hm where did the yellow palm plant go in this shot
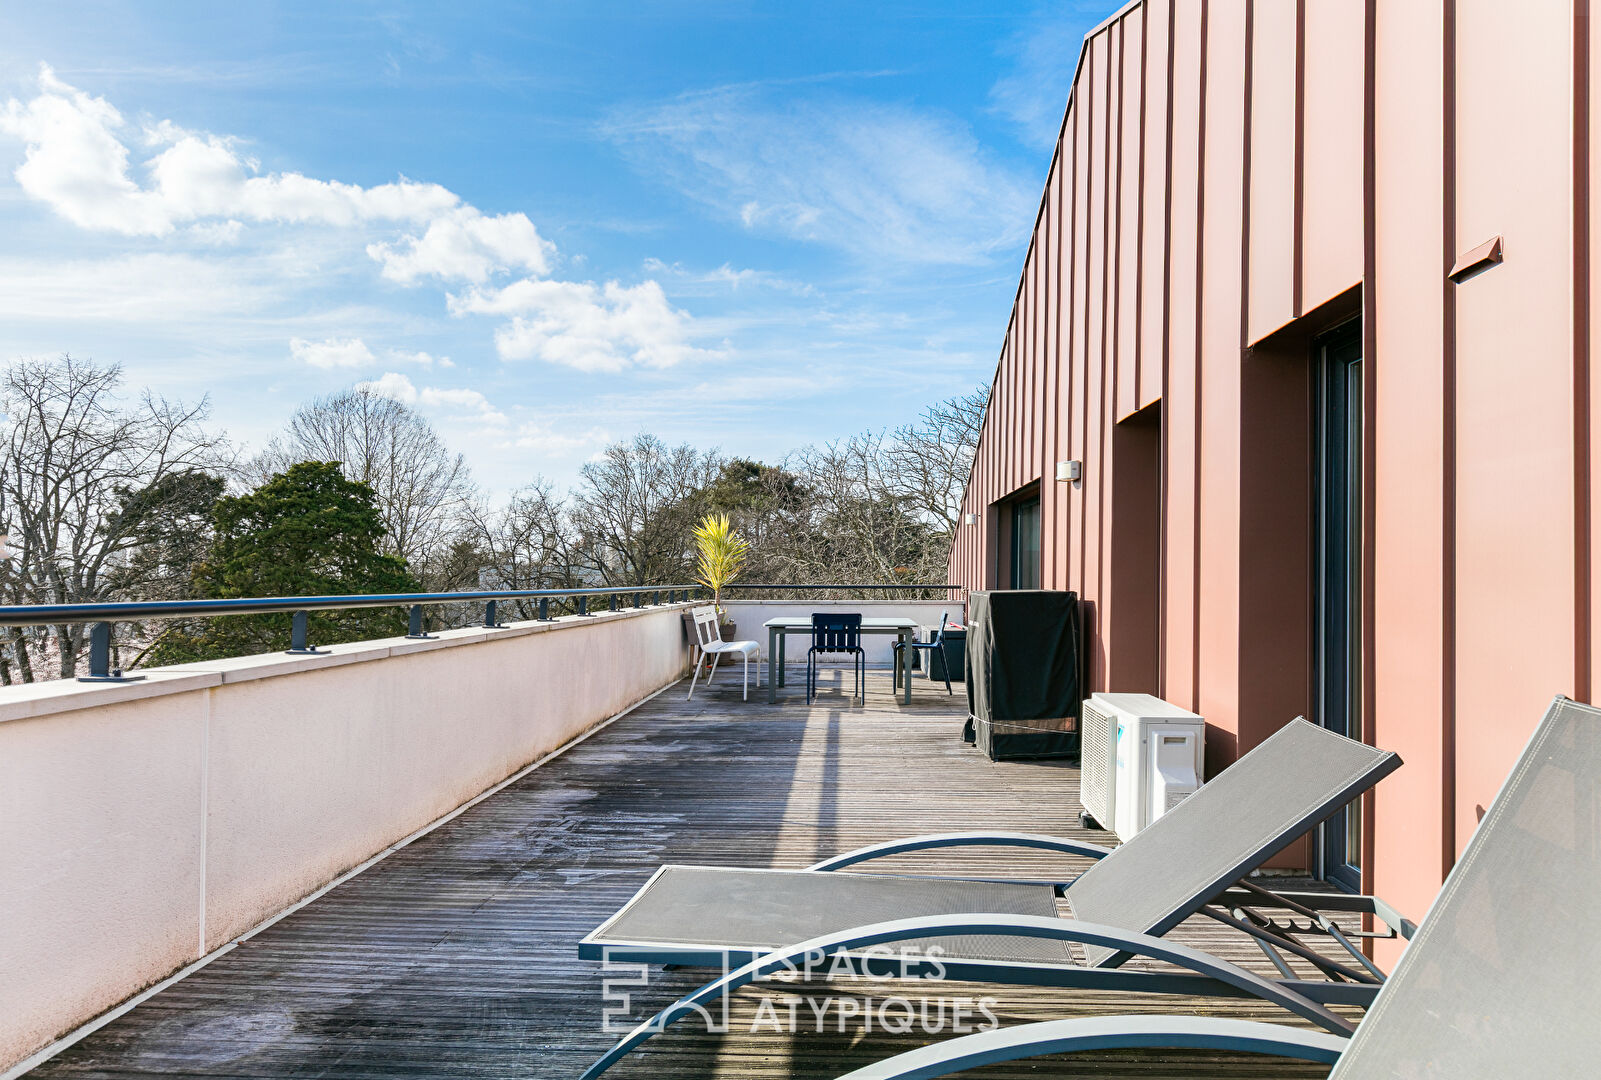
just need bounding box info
[693,513,750,618]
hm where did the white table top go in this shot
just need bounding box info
[763,616,918,630]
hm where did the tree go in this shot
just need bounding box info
[882,386,989,534]
[571,434,721,586]
[0,355,225,682]
[145,462,420,664]
[256,387,474,581]
[450,480,583,620]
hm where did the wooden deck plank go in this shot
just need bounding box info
[30,668,1344,1078]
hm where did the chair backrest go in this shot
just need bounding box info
[1066,717,1401,967]
[690,606,722,649]
[811,613,862,652]
[1327,695,1600,1078]
[929,612,949,646]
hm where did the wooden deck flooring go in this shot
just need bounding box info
[32,668,1349,1078]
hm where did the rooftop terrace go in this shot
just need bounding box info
[24,664,1347,1079]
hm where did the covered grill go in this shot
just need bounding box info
[964,589,1083,760]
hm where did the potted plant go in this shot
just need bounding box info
[693,512,749,642]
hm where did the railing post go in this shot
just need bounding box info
[653,590,661,606]
[609,594,618,612]
[286,610,322,655]
[538,597,550,621]
[406,604,432,639]
[578,596,589,617]
[484,599,500,628]
[76,621,146,683]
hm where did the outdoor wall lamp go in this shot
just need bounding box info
[964,513,977,526]
[1056,460,1082,482]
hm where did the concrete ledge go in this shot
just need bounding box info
[0,603,684,723]
[0,602,695,1071]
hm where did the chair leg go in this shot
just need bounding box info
[708,653,721,683]
[687,649,702,700]
[741,653,749,701]
[942,648,953,696]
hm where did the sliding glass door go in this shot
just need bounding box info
[1313,319,1364,891]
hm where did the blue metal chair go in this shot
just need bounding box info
[807,613,864,705]
[893,612,954,695]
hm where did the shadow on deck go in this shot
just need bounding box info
[30,668,1336,1078]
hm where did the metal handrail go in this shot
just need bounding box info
[0,586,691,628]
[721,583,958,590]
[1,586,702,684]
[0,583,967,684]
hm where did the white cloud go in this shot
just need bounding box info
[642,257,816,296]
[357,371,506,424]
[0,65,719,389]
[605,86,1033,265]
[366,206,552,283]
[290,336,376,369]
[187,219,244,245]
[503,420,611,454]
[449,277,714,372]
[0,65,551,288]
[387,349,453,368]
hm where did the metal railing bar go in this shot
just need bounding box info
[0,586,704,628]
[721,583,960,590]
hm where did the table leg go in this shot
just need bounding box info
[767,626,778,703]
[778,631,787,686]
[900,629,913,704]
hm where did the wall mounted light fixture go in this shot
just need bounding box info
[964,513,977,526]
[1056,460,1082,482]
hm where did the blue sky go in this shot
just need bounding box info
[0,1,1119,496]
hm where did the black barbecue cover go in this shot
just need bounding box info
[963,590,1082,760]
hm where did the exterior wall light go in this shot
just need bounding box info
[1056,460,1082,482]
[964,513,977,526]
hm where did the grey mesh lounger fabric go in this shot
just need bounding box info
[826,695,1601,1080]
[1327,694,1601,1077]
[582,717,1400,971]
[593,865,1072,967]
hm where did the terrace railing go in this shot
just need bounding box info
[0,583,964,682]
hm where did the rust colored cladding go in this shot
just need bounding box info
[950,0,1597,946]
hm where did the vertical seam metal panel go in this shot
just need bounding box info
[1099,20,1121,642]
[1082,40,1097,595]
[1160,0,1177,700]
[1293,0,1307,316]
[1135,6,1151,417]
[1061,121,1077,591]
[1361,0,1380,905]
[1191,0,1211,712]
[1440,0,1458,877]
[1572,0,1592,705]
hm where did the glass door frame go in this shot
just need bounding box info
[1010,494,1041,590]
[1312,317,1364,892]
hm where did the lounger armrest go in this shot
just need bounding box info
[830,1015,1348,1080]
[807,832,1113,872]
[1215,887,1416,940]
[578,913,1353,1080]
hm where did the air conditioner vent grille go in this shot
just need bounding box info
[1080,699,1115,826]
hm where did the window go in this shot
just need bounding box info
[1010,496,1041,590]
[1313,319,1364,890]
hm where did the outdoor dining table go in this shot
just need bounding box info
[763,616,919,705]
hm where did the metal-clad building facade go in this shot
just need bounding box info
[951,0,1594,935]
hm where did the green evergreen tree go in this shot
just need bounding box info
[146,462,420,664]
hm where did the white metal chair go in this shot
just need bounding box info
[686,606,761,701]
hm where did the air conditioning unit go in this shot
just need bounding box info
[1077,692,1205,842]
